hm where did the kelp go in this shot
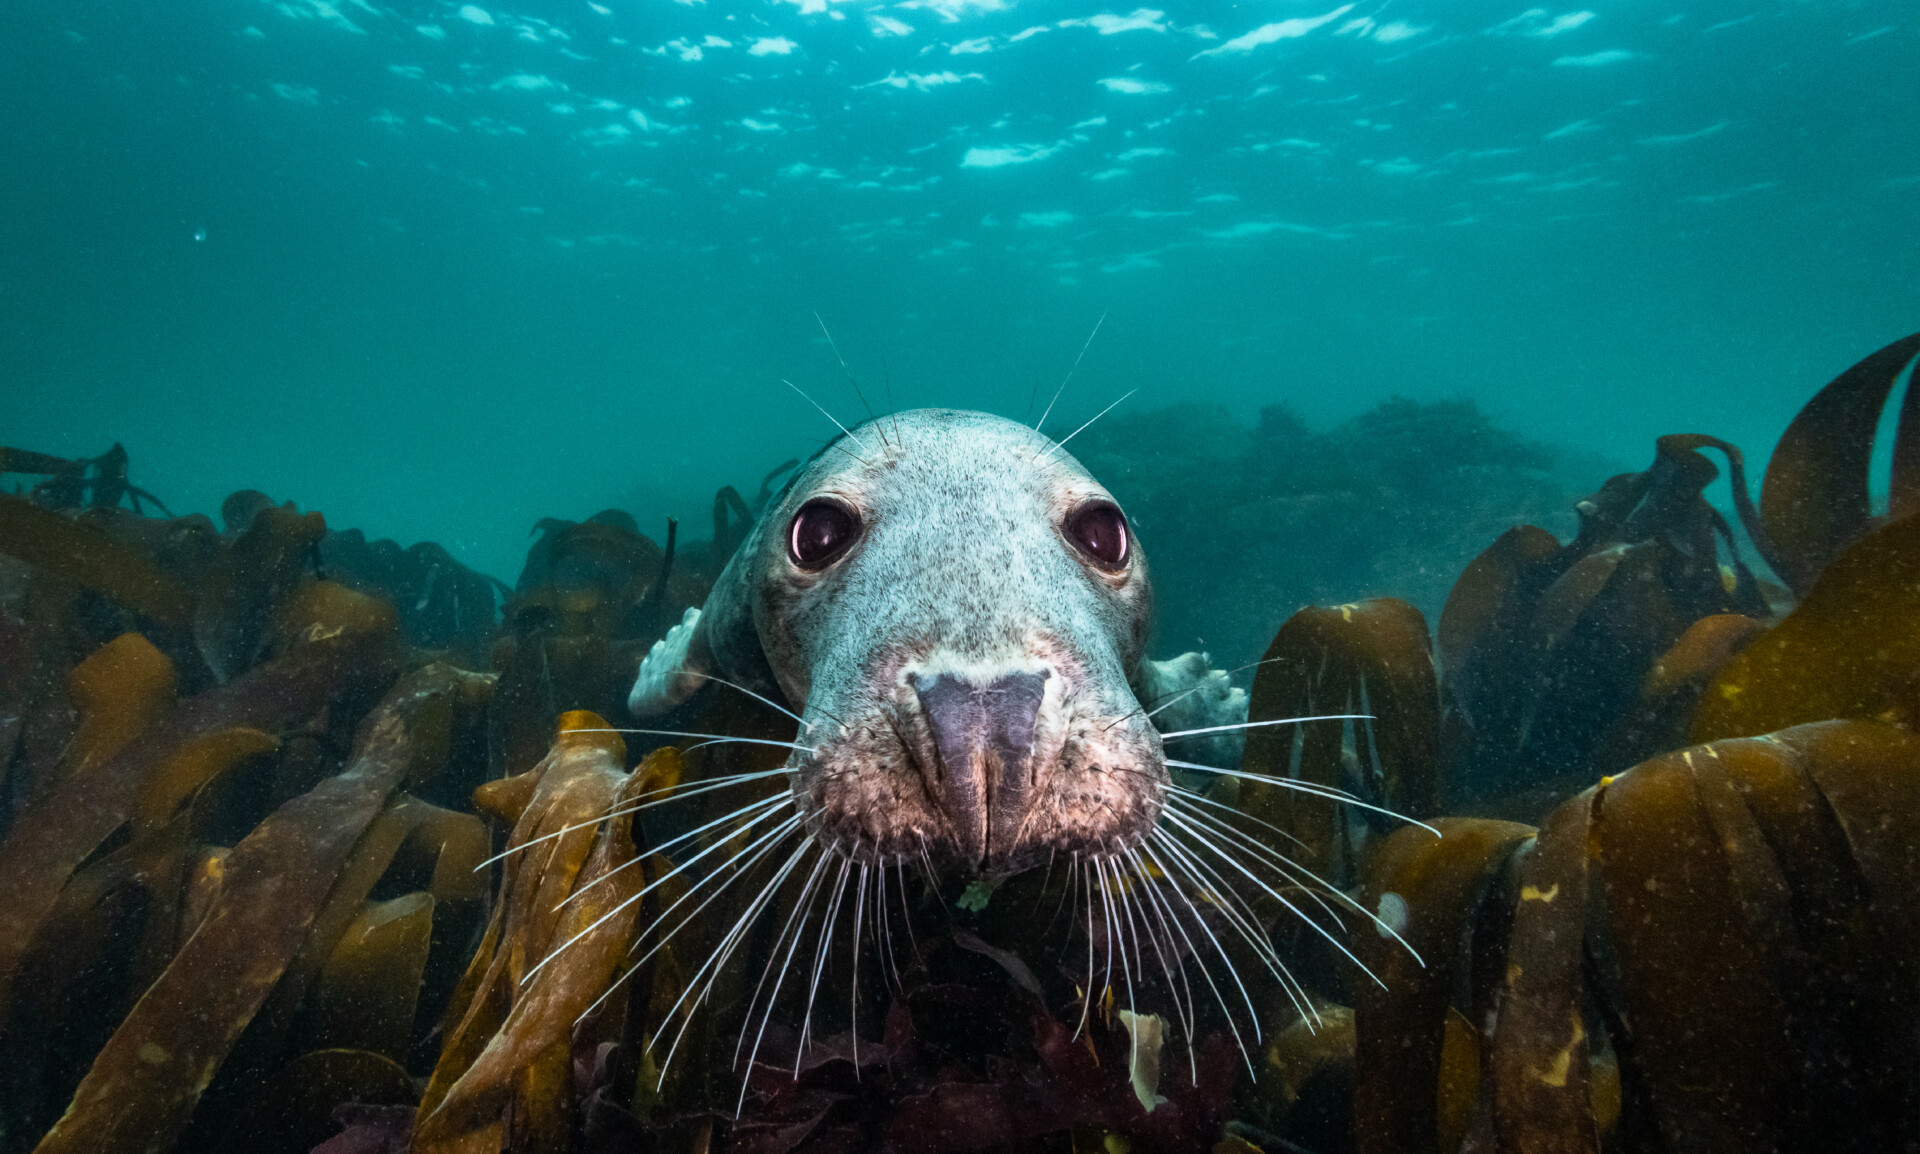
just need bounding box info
[0,626,392,1028]
[1691,510,1920,742]
[416,716,678,1154]
[1353,819,1533,1153]
[1241,598,1440,883]
[0,494,194,628]
[1334,721,1920,1154]
[1759,332,1920,594]
[488,512,695,782]
[1433,430,1775,796]
[320,528,503,660]
[195,505,329,681]
[0,443,171,516]
[29,665,456,1154]
[1485,787,1600,1154]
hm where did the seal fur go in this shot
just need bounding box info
[630,408,1245,877]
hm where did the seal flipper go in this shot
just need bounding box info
[628,521,791,719]
[628,606,710,716]
[1133,651,1248,772]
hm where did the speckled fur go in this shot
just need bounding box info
[631,409,1239,878]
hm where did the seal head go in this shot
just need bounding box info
[631,408,1233,877]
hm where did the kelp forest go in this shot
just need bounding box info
[1,332,1917,1154]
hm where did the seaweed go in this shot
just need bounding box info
[30,664,452,1154]
[1759,332,1920,593]
[0,494,194,628]
[0,443,171,516]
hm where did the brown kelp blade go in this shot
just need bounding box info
[0,494,194,628]
[309,892,438,1061]
[1691,511,1920,743]
[1354,817,1533,1154]
[417,721,674,1154]
[194,505,329,682]
[1591,746,1799,1151]
[1760,332,1920,595]
[28,665,452,1154]
[1436,525,1566,761]
[62,631,180,775]
[1243,599,1440,883]
[0,627,391,1029]
[1489,786,1601,1154]
[418,715,628,1129]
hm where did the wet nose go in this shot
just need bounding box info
[910,669,1050,867]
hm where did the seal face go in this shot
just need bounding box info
[631,408,1236,878]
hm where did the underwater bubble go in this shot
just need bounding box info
[1376,891,1410,938]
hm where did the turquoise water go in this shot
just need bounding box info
[4,0,1914,589]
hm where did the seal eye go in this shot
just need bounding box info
[788,499,860,570]
[1065,501,1129,570]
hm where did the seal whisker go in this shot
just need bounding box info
[1156,713,1375,740]
[873,852,897,993]
[1119,847,1191,1044]
[1075,855,1096,1040]
[798,851,854,1068]
[813,312,892,453]
[782,378,876,463]
[550,791,793,920]
[1099,657,1274,737]
[1163,795,1352,921]
[1159,808,1384,997]
[1047,846,1081,937]
[1161,797,1366,952]
[1101,855,1142,1073]
[894,854,924,969]
[1163,782,1313,853]
[627,812,806,981]
[851,856,869,1073]
[734,846,835,1111]
[683,670,808,725]
[1141,656,1282,719]
[1163,758,1442,836]
[1149,827,1314,1027]
[654,835,820,1088]
[476,767,794,870]
[1165,798,1424,970]
[570,728,819,755]
[576,810,805,1028]
[1035,387,1138,465]
[734,845,835,1068]
[1097,856,1119,1039]
[1032,309,1108,434]
[1123,845,1201,1081]
[1138,838,1260,1073]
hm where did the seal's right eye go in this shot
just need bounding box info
[788,499,860,570]
[1065,500,1130,571]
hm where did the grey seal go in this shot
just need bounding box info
[629,408,1244,877]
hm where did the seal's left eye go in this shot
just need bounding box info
[789,499,860,570]
[1065,501,1129,570]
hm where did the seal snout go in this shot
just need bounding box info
[909,668,1051,869]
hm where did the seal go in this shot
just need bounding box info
[628,407,1244,878]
